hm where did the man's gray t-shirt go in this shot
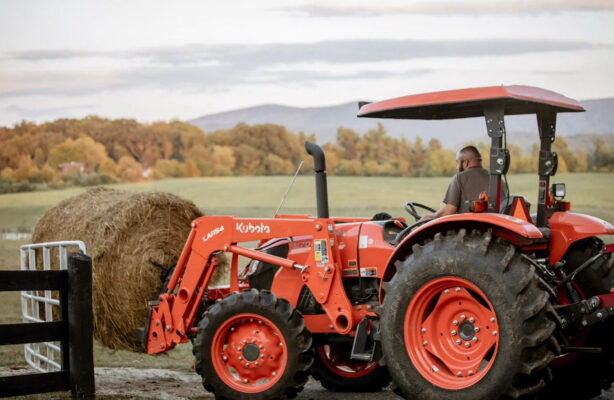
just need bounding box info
[443,167,490,211]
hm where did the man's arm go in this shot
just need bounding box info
[420,204,457,220]
[420,174,460,220]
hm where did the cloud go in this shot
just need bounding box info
[291,0,614,18]
[3,104,95,121]
[0,38,600,98]
[4,38,597,65]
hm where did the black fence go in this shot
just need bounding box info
[0,252,95,398]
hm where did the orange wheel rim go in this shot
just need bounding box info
[317,344,378,378]
[211,313,287,393]
[404,277,500,390]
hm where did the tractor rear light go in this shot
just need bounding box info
[471,200,488,213]
[557,201,571,212]
[603,244,614,254]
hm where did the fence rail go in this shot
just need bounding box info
[0,251,95,398]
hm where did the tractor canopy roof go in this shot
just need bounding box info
[357,85,584,120]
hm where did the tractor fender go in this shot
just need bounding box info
[380,213,544,289]
[549,212,614,263]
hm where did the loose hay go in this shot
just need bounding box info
[33,187,228,352]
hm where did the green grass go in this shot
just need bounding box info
[0,173,612,231]
[0,173,612,372]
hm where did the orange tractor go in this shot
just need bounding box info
[140,86,614,399]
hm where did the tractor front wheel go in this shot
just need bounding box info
[193,289,313,400]
[380,229,557,400]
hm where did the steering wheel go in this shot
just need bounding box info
[403,202,436,222]
[393,219,431,245]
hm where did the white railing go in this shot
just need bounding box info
[20,241,87,373]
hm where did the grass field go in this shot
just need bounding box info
[0,173,612,230]
[0,173,612,373]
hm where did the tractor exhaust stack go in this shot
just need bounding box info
[305,142,330,219]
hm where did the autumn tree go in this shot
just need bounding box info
[118,156,143,182]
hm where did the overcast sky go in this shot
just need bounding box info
[1,0,613,126]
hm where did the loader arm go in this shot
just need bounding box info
[145,215,353,354]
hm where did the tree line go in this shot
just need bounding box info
[0,116,612,192]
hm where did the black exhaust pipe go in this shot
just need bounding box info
[305,142,329,219]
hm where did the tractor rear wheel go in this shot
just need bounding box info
[380,229,557,400]
[537,319,614,400]
[538,237,614,399]
[563,237,614,297]
[193,289,313,400]
[311,343,390,392]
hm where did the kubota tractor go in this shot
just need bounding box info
[140,85,614,400]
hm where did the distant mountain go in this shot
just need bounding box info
[189,98,614,150]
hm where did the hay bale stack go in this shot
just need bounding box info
[33,187,227,352]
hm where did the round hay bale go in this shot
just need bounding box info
[32,187,228,352]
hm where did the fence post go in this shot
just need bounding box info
[67,253,95,398]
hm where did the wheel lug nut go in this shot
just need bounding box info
[455,287,460,292]
[258,321,263,325]
[432,365,439,372]
[474,327,480,332]
[243,378,248,383]
[453,320,459,326]
[469,317,475,323]
[260,355,264,359]
[451,330,457,336]
[237,347,242,351]
[252,339,257,343]
[272,372,277,376]
[456,339,461,345]
[457,371,462,377]
[472,337,478,342]
[230,327,235,331]
[490,317,495,323]
[468,370,474,376]
[239,356,243,360]
[421,328,427,333]
[460,315,466,321]
[465,342,470,348]
[246,362,250,367]
[493,331,498,336]
[279,342,283,347]
[444,289,450,294]
[423,341,428,346]
[255,362,259,366]
[243,340,247,344]
[222,356,228,361]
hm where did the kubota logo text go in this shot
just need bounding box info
[236,222,271,234]
[203,226,224,242]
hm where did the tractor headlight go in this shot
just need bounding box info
[551,183,566,199]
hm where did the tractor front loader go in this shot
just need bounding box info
[141,86,614,400]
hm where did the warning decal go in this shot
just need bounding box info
[314,240,329,264]
[360,267,378,277]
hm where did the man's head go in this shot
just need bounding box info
[456,145,482,172]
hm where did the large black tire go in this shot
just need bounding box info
[538,237,614,400]
[563,237,614,297]
[193,289,314,400]
[380,229,557,400]
[311,342,390,392]
[537,319,614,400]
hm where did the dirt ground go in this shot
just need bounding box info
[3,366,614,400]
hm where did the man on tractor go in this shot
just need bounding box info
[421,145,500,220]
